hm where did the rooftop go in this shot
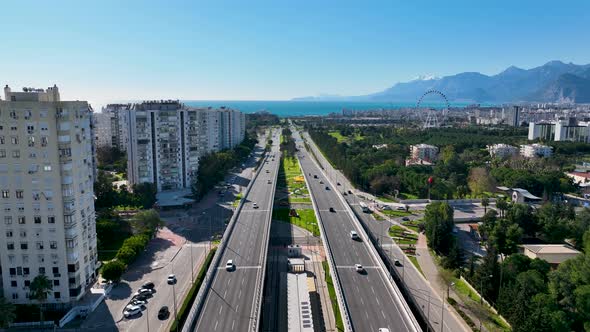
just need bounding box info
[523,244,581,255]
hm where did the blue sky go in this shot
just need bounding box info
[1,0,589,105]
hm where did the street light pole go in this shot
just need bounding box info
[146,303,150,332]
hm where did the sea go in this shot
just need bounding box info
[182,100,474,117]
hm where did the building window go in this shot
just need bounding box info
[28,136,35,147]
[0,150,5,158]
[9,268,16,275]
[2,190,9,198]
[41,137,48,147]
[18,216,25,224]
[6,230,13,237]
[54,292,60,299]
[7,242,14,250]
[50,241,57,249]
[52,267,59,275]
[43,165,52,172]
[48,216,55,224]
[10,281,17,287]
[34,216,41,224]
[39,267,46,274]
[36,242,43,250]
[20,242,28,250]
[16,190,23,199]
[5,216,12,225]
[12,293,18,300]
[19,230,26,238]
[12,150,20,158]
[53,279,60,286]
[23,267,29,275]
[0,136,4,144]
[24,280,30,287]
[11,137,18,145]
[66,239,74,248]
[38,254,44,263]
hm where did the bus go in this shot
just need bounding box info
[359,202,370,213]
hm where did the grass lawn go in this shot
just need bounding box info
[97,221,132,261]
[273,208,319,236]
[400,192,419,200]
[373,213,384,221]
[402,219,423,233]
[388,225,418,245]
[328,131,364,143]
[278,157,311,203]
[408,256,424,277]
[382,209,412,218]
[322,261,345,332]
[377,195,396,203]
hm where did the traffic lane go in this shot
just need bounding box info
[338,268,408,332]
[195,147,279,331]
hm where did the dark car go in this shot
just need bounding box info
[133,293,150,301]
[348,190,352,194]
[313,175,318,179]
[337,182,341,186]
[325,186,330,190]
[343,192,347,196]
[402,217,410,221]
[157,306,170,320]
[329,207,335,212]
[141,281,155,290]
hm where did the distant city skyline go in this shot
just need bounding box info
[1,0,589,106]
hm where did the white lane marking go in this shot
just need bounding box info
[360,297,364,305]
[223,289,227,298]
[376,297,380,305]
[238,289,242,299]
[371,286,375,294]
[214,320,219,331]
[232,320,235,330]
[219,305,223,314]
[241,277,245,285]
[381,310,386,319]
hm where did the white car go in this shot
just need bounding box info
[350,231,359,240]
[355,264,364,273]
[167,274,177,285]
[126,303,146,311]
[124,305,142,318]
[226,259,235,271]
[133,288,153,297]
[253,203,259,209]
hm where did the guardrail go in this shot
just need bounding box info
[182,143,271,332]
[249,145,280,332]
[299,147,354,332]
[303,132,422,332]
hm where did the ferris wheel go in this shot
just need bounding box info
[416,89,450,128]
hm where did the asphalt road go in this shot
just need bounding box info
[294,130,418,332]
[301,130,469,332]
[193,131,281,332]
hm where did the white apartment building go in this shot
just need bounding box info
[125,101,246,192]
[520,143,553,158]
[409,144,439,162]
[528,119,590,143]
[486,144,519,159]
[92,112,111,149]
[93,104,131,152]
[0,85,98,305]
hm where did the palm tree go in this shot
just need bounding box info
[0,297,16,328]
[30,275,52,322]
[481,197,489,213]
[496,198,508,218]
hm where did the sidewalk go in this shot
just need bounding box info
[416,234,488,332]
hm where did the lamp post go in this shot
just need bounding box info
[441,282,455,332]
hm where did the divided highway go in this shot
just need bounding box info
[294,129,421,332]
[187,130,281,332]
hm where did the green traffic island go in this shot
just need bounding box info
[272,208,319,236]
[388,225,418,246]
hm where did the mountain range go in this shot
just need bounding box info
[293,60,590,104]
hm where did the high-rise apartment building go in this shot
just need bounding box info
[93,104,131,152]
[124,101,246,192]
[0,85,98,305]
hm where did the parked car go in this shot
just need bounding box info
[124,305,142,318]
[167,274,177,285]
[126,303,146,311]
[314,175,318,179]
[348,190,352,194]
[402,217,410,221]
[158,306,170,320]
[141,281,155,290]
[133,293,150,301]
[129,299,147,306]
[133,289,153,297]
[350,231,360,241]
[253,202,259,209]
[319,180,324,184]
[396,206,406,211]
[394,259,402,267]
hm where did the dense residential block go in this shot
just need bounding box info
[94,100,246,192]
[0,85,98,305]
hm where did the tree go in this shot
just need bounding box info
[30,275,52,322]
[498,270,549,332]
[468,167,494,197]
[481,197,489,214]
[424,202,455,255]
[572,209,590,250]
[496,198,508,218]
[102,260,126,282]
[442,238,464,269]
[536,203,574,243]
[131,209,163,237]
[132,183,157,209]
[506,203,537,237]
[0,297,16,328]
[487,218,522,256]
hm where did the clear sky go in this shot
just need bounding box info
[1,0,589,106]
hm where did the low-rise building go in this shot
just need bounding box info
[410,144,438,162]
[522,244,582,266]
[287,273,314,332]
[566,171,590,185]
[520,144,553,158]
[528,118,590,143]
[486,144,518,159]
